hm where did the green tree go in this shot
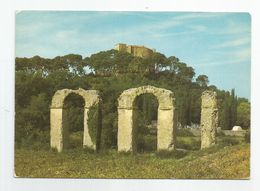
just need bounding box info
[236,101,250,128]
[196,75,209,87]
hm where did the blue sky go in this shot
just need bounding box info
[16,11,251,99]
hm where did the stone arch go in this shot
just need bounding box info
[117,85,177,152]
[50,88,101,152]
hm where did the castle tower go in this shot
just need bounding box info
[114,43,156,58]
[114,43,127,52]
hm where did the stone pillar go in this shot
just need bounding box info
[83,107,96,150]
[50,108,65,152]
[117,108,134,152]
[200,90,218,149]
[157,108,177,151]
[118,106,177,152]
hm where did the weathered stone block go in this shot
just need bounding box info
[117,108,134,152]
[200,90,218,149]
[50,108,63,152]
[157,109,176,151]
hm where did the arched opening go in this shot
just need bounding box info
[51,88,101,152]
[117,85,176,153]
[133,93,159,153]
[63,93,85,149]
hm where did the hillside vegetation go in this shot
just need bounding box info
[15,49,250,149]
[15,48,250,179]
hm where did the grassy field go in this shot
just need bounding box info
[15,135,250,179]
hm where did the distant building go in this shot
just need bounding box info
[114,43,156,58]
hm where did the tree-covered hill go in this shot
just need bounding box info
[15,49,250,149]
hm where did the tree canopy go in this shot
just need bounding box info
[15,49,251,148]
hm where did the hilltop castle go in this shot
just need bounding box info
[114,43,156,58]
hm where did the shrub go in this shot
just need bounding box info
[87,106,100,144]
[16,129,50,150]
[101,112,118,149]
[177,128,195,137]
[218,136,240,146]
[176,137,201,150]
[244,129,250,143]
[15,93,50,144]
[68,131,83,149]
[136,134,157,152]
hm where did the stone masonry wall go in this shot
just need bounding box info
[114,43,155,58]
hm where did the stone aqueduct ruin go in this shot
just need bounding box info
[50,86,218,153]
[50,88,101,152]
[117,86,177,152]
